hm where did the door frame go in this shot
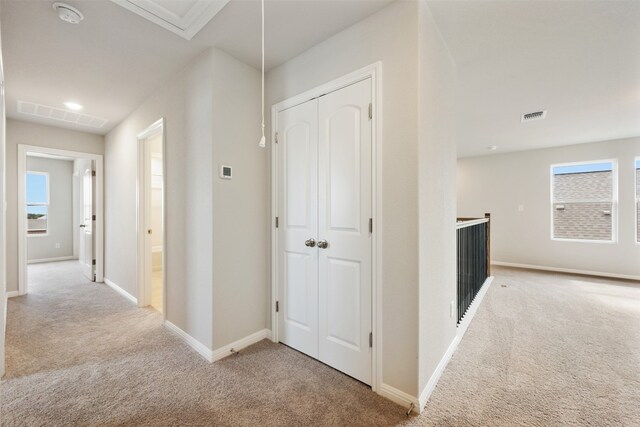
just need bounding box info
[136,118,167,319]
[17,145,104,295]
[270,62,382,392]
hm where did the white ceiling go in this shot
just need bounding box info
[1,0,392,134]
[428,0,640,157]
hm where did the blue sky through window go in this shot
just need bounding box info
[636,159,640,169]
[553,162,613,175]
[26,173,47,204]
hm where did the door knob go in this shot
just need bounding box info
[79,224,86,228]
[305,238,316,248]
[317,240,328,249]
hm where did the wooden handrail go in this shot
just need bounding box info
[456,218,489,229]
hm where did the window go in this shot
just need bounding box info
[551,160,616,242]
[26,171,49,235]
[636,158,640,243]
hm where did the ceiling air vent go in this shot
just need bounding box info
[521,110,547,123]
[18,101,108,129]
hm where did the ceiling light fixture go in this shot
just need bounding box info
[258,0,266,148]
[52,2,84,24]
[487,145,498,151]
[64,101,83,111]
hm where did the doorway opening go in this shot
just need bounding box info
[17,145,104,295]
[137,119,166,315]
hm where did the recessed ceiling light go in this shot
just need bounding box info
[487,145,498,151]
[64,102,83,111]
[52,2,84,24]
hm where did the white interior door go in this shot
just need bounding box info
[277,78,372,385]
[277,99,319,358]
[318,78,372,385]
[79,166,94,281]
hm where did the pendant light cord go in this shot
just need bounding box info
[260,0,265,146]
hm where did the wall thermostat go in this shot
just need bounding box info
[220,165,232,179]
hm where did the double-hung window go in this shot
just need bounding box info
[26,171,49,235]
[551,160,616,242]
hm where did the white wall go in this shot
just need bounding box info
[457,137,640,279]
[26,156,74,261]
[104,47,264,352]
[417,1,459,398]
[210,49,265,350]
[266,0,420,397]
[5,119,103,293]
[105,50,214,349]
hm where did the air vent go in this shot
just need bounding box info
[521,110,547,122]
[18,101,108,129]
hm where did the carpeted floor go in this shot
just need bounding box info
[1,262,639,426]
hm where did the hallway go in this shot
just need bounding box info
[1,263,638,426]
[0,261,408,426]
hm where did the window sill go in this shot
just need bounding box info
[551,237,617,244]
[28,233,49,238]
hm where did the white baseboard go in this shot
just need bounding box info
[212,329,272,362]
[457,276,493,338]
[27,256,75,265]
[103,277,137,305]
[378,383,420,413]
[418,276,493,413]
[6,291,19,298]
[164,320,213,362]
[492,261,640,281]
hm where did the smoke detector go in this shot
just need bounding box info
[521,110,547,123]
[52,2,84,24]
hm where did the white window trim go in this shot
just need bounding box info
[549,158,618,243]
[26,170,50,237]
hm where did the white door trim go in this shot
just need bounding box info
[270,62,383,393]
[17,145,104,295]
[136,118,167,320]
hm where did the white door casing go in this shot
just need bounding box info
[318,78,372,385]
[276,78,373,385]
[277,99,319,358]
[17,145,104,295]
[136,118,167,318]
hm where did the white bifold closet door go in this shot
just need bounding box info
[277,78,372,385]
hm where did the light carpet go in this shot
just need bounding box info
[1,262,639,426]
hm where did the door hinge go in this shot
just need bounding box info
[92,214,96,221]
[92,259,96,266]
[368,103,372,120]
[369,218,373,234]
[91,170,96,177]
[276,301,279,312]
[369,332,373,348]
[275,132,279,143]
[275,217,279,228]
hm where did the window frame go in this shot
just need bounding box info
[549,159,618,244]
[26,170,50,237]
